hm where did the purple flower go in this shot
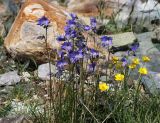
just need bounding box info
[88,62,96,72]
[84,25,90,31]
[64,25,71,32]
[76,39,86,48]
[67,19,76,27]
[101,36,108,41]
[55,69,63,78]
[38,16,50,27]
[70,13,77,20]
[107,37,113,46]
[56,60,68,69]
[121,57,127,66]
[90,49,99,58]
[61,42,73,52]
[130,43,139,52]
[68,50,83,63]
[57,35,66,41]
[101,36,112,47]
[90,17,97,28]
[57,50,65,58]
[65,29,77,39]
[90,17,97,32]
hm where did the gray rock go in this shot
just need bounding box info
[38,63,57,80]
[152,27,160,43]
[110,32,136,46]
[100,76,107,82]
[136,32,160,54]
[142,71,160,94]
[0,71,21,86]
[114,0,160,29]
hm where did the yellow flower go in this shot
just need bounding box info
[132,58,140,65]
[129,64,137,69]
[142,56,150,62]
[138,67,148,75]
[115,74,124,81]
[112,56,119,64]
[99,82,109,92]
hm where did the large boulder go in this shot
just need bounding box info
[4,0,67,62]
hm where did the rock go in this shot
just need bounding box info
[100,76,107,82]
[38,63,57,80]
[113,0,160,29]
[152,27,160,43]
[21,72,31,82]
[4,0,67,62]
[0,71,21,86]
[136,32,159,54]
[142,71,160,94]
[110,32,136,46]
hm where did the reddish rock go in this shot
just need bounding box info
[4,0,67,62]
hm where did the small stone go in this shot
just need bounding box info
[0,71,21,86]
[38,63,57,80]
[100,76,107,82]
[22,72,31,82]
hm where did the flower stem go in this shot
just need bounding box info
[45,27,52,123]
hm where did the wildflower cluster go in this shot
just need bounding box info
[32,15,158,123]
[56,14,111,76]
[38,14,151,93]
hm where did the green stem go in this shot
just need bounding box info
[45,27,52,123]
[134,74,142,111]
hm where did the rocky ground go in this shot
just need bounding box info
[0,0,160,122]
